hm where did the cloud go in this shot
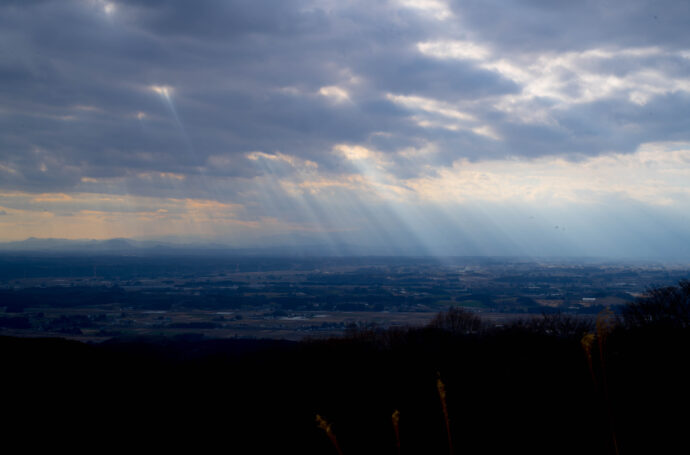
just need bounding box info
[1,0,690,256]
[406,141,690,206]
[397,0,454,21]
[448,0,690,53]
[319,86,351,103]
[417,40,491,61]
[2,0,688,193]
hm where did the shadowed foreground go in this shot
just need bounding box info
[4,288,690,454]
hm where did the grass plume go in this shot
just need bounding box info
[316,414,343,455]
[392,409,401,455]
[437,373,453,455]
[581,332,596,386]
[581,308,620,455]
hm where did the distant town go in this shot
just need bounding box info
[1,254,688,341]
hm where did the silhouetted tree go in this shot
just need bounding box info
[517,312,594,338]
[428,307,482,335]
[621,280,690,329]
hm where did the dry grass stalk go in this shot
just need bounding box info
[437,374,453,455]
[316,414,344,455]
[596,307,616,361]
[581,332,597,387]
[583,308,619,455]
[392,409,401,455]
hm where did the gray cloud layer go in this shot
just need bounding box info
[1,0,690,198]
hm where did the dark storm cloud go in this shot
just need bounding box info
[120,0,324,38]
[450,0,690,52]
[1,0,690,197]
[365,54,519,101]
[0,0,416,191]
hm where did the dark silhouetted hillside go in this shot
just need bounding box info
[4,282,690,454]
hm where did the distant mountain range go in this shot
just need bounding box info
[0,237,383,256]
[0,237,167,254]
[0,237,677,263]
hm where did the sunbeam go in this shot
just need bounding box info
[2,0,690,260]
[149,84,222,223]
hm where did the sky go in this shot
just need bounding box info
[2,0,690,258]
